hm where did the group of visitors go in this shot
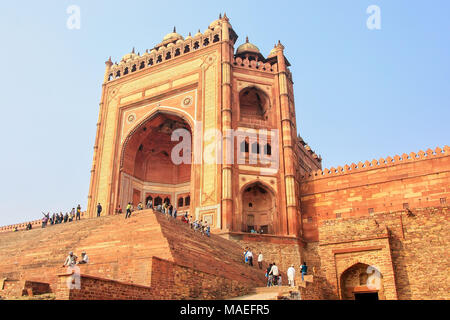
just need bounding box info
[40,205,82,229]
[266,262,308,287]
[62,251,90,268]
[243,247,264,268]
[242,248,308,287]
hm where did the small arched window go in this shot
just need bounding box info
[165,52,171,60]
[193,42,199,50]
[185,196,191,206]
[203,38,210,46]
[124,67,129,75]
[148,58,154,66]
[139,61,145,69]
[213,34,220,43]
[131,64,137,72]
[184,45,190,53]
[164,197,170,205]
[240,141,249,153]
[178,197,184,207]
[264,144,272,156]
[154,196,162,206]
[251,142,260,154]
[175,48,181,57]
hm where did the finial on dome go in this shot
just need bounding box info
[246,36,249,43]
[173,26,176,33]
[219,13,222,19]
[189,32,191,36]
[132,47,135,54]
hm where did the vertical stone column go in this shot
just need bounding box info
[220,15,234,231]
[87,58,112,217]
[275,43,299,236]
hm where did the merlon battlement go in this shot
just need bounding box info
[301,146,450,180]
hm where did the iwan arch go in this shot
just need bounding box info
[87,15,320,237]
[84,14,450,299]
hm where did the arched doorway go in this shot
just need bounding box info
[340,263,385,300]
[240,182,276,234]
[118,112,192,210]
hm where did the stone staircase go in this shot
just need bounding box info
[0,209,266,298]
[229,285,302,300]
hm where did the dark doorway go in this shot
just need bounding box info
[354,292,379,301]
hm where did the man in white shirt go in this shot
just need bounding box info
[269,262,279,285]
[287,264,296,287]
[257,252,263,269]
[62,252,77,268]
[78,251,89,264]
[246,249,254,267]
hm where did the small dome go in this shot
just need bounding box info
[194,29,202,37]
[236,37,260,55]
[162,27,184,42]
[122,48,138,61]
[209,19,221,29]
[268,46,278,57]
[185,32,193,40]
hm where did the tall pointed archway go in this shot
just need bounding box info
[118,112,192,212]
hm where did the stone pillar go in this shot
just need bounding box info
[220,15,234,231]
[275,43,299,236]
[87,58,112,217]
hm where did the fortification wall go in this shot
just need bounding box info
[300,146,450,241]
[303,207,449,300]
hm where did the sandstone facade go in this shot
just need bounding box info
[1,15,448,300]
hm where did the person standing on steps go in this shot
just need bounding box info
[76,205,81,221]
[300,261,308,282]
[269,262,279,286]
[257,252,263,269]
[287,264,296,287]
[146,198,153,209]
[266,263,273,287]
[246,248,253,267]
[97,203,102,217]
[125,202,133,219]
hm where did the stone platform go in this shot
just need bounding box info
[0,210,267,299]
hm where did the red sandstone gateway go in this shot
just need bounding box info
[0,14,449,301]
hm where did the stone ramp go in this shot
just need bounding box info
[229,286,301,300]
[0,210,265,298]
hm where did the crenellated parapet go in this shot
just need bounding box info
[301,146,450,181]
[232,56,277,73]
[106,23,225,82]
[296,135,322,165]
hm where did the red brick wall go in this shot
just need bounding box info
[150,257,253,300]
[55,274,154,300]
[303,207,450,300]
[300,147,450,241]
[0,280,50,298]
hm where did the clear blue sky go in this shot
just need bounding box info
[0,1,448,226]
